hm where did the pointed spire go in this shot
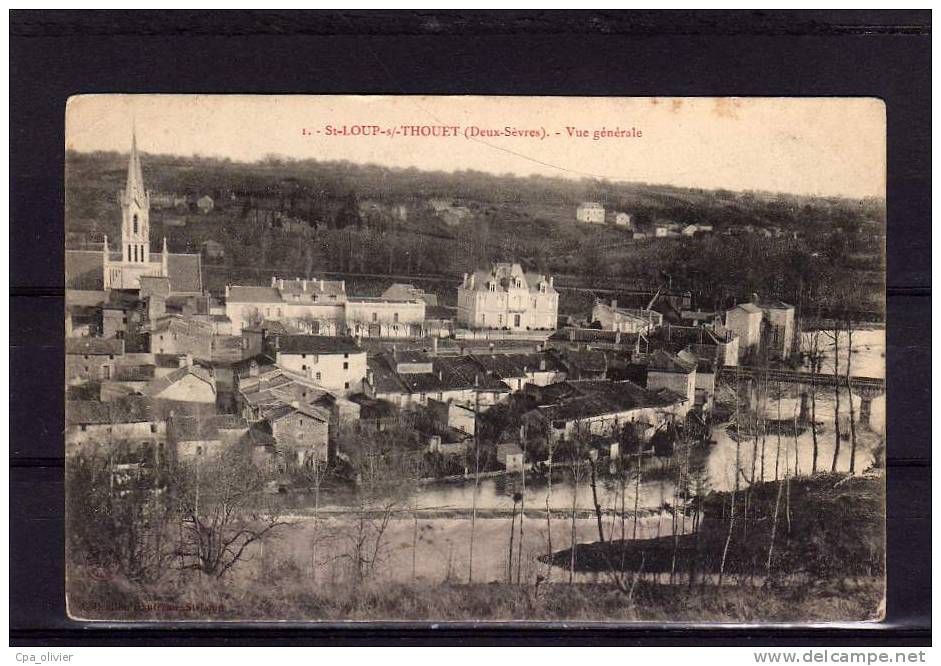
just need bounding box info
[125,124,146,202]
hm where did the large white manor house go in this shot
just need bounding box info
[456,262,558,331]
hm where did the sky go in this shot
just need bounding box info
[65,95,886,199]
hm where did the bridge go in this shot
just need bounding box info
[717,365,885,424]
[717,366,885,393]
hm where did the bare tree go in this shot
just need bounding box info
[175,449,290,578]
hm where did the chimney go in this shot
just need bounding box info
[438,369,443,380]
[432,336,438,356]
[320,279,324,291]
[611,299,617,309]
[225,284,230,298]
[271,276,277,287]
[278,278,284,290]
[462,272,468,286]
[549,276,554,288]
[392,344,397,361]
[302,279,307,291]
[249,360,259,377]
[340,280,346,291]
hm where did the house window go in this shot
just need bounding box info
[488,282,495,292]
[277,308,282,317]
[301,353,307,359]
[196,446,203,456]
[266,308,271,317]
[394,313,399,323]
[315,372,321,381]
[80,424,87,432]
[344,382,350,389]
[344,353,349,359]
[133,214,139,234]
[101,366,110,380]
[329,295,337,300]
[343,362,349,370]
[301,364,307,371]
[372,312,377,322]
[150,424,157,433]
[514,314,521,327]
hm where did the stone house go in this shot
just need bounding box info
[142,364,216,404]
[265,403,331,465]
[273,335,367,397]
[66,337,125,384]
[645,350,697,413]
[65,396,166,460]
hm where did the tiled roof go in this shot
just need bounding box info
[142,364,215,397]
[139,275,172,297]
[227,285,283,303]
[276,335,362,355]
[265,402,330,423]
[534,380,682,422]
[278,277,345,297]
[66,337,124,356]
[647,350,696,374]
[463,263,555,294]
[65,250,105,290]
[732,302,763,315]
[756,299,793,310]
[113,364,156,382]
[67,396,156,425]
[381,283,439,306]
[166,253,203,293]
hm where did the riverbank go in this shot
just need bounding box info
[545,472,885,583]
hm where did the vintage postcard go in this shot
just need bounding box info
[64,95,886,623]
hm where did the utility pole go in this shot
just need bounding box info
[467,387,480,584]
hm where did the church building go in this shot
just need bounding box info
[66,130,203,296]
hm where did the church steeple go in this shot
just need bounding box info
[119,125,151,264]
[125,126,146,205]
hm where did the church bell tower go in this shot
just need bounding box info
[119,128,150,264]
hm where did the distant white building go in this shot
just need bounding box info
[682,223,714,236]
[576,202,605,224]
[614,212,632,228]
[457,262,558,331]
